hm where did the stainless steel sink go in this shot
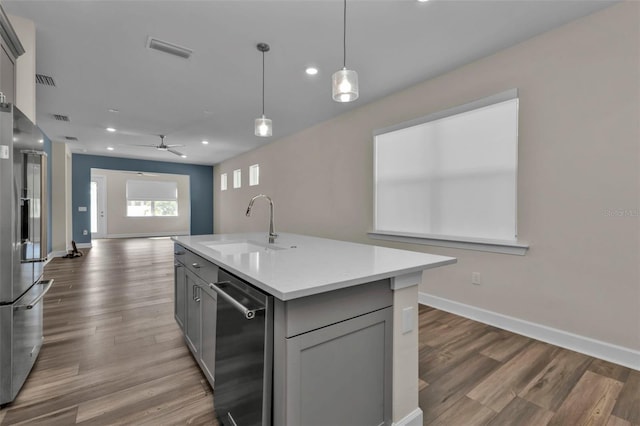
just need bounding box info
[203,240,287,256]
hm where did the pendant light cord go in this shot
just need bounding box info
[343,0,347,68]
[262,50,265,116]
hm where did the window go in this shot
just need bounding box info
[249,164,260,186]
[126,180,178,217]
[220,173,228,191]
[233,169,242,189]
[373,89,527,254]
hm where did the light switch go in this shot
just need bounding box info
[78,206,87,212]
[402,306,414,334]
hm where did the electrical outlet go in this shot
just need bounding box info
[472,272,481,285]
[83,229,88,235]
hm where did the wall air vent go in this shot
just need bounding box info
[146,36,193,59]
[53,114,70,122]
[35,74,56,87]
[64,136,78,141]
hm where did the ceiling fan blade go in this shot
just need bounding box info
[165,144,185,148]
[168,149,184,157]
[127,144,160,148]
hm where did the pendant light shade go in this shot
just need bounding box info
[255,43,272,137]
[255,115,272,137]
[332,0,358,102]
[332,68,358,103]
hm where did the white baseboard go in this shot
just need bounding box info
[419,293,640,371]
[76,243,92,249]
[392,408,423,426]
[105,231,189,239]
[48,250,68,258]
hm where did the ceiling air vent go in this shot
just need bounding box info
[52,114,70,122]
[146,36,193,59]
[35,74,56,87]
[64,136,78,141]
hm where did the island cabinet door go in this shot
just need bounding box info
[280,307,392,426]
[199,284,217,387]
[174,261,186,330]
[185,270,202,356]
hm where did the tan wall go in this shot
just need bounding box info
[92,168,190,237]
[51,141,71,253]
[214,3,640,352]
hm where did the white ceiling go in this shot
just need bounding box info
[4,0,616,166]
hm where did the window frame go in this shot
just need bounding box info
[370,89,529,255]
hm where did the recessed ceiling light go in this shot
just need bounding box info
[202,140,209,145]
[108,108,119,113]
[107,146,114,151]
[38,139,44,143]
[417,0,429,2]
[181,154,187,158]
[305,67,319,76]
[106,127,116,132]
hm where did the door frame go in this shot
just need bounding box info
[91,175,107,238]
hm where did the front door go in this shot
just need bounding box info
[90,175,106,238]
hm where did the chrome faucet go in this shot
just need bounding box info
[246,194,277,243]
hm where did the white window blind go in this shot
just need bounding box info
[374,90,519,243]
[126,180,178,201]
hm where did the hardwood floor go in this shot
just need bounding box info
[0,237,637,425]
[0,238,217,425]
[419,305,639,426]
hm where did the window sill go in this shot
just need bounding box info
[368,231,529,256]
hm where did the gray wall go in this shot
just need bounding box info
[214,3,639,352]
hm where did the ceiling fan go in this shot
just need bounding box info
[131,135,185,157]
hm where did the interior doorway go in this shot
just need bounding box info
[91,175,107,238]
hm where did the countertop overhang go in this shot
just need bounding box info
[173,233,456,300]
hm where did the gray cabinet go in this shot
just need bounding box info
[273,279,393,426]
[185,269,202,356]
[174,244,218,389]
[199,284,217,385]
[0,44,15,104]
[285,308,392,426]
[174,262,186,330]
[0,8,23,105]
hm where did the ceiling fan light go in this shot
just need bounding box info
[332,68,358,102]
[255,115,272,137]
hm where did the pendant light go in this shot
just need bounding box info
[255,43,272,137]
[332,0,358,102]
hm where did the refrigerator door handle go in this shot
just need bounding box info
[14,279,54,311]
[20,198,30,243]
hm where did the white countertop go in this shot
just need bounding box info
[173,233,456,300]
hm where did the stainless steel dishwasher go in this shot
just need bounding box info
[211,269,273,426]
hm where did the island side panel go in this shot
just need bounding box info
[390,272,423,426]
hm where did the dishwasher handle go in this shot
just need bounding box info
[209,281,264,320]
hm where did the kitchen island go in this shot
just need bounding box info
[173,233,455,426]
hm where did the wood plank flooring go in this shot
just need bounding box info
[0,238,217,425]
[0,237,637,425]
[419,305,640,426]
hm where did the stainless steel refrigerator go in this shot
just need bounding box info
[0,102,53,405]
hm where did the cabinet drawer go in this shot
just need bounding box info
[276,279,392,338]
[184,250,218,284]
